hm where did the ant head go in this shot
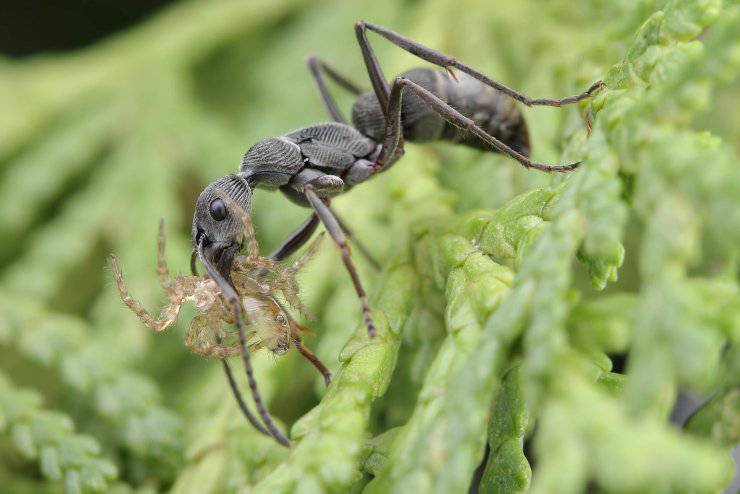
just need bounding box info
[192,174,252,280]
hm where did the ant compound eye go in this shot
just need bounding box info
[209,199,227,221]
[276,314,287,326]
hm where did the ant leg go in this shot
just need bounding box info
[271,212,379,270]
[303,184,376,338]
[292,334,332,386]
[269,214,321,261]
[332,208,381,271]
[357,22,604,107]
[308,56,364,96]
[354,22,391,112]
[306,55,364,123]
[383,78,580,172]
[190,251,199,276]
[232,304,289,445]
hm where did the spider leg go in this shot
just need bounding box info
[270,297,330,385]
[218,193,260,263]
[157,218,170,289]
[287,231,326,274]
[240,210,260,264]
[110,255,183,332]
[185,314,236,357]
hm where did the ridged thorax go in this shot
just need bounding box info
[239,137,304,190]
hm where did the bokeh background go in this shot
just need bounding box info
[0,0,738,492]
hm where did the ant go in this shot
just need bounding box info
[186,22,602,445]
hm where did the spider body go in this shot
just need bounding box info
[112,216,328,446]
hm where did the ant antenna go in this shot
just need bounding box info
[191,245,269,437]
[197,238,291,447]
[217,337,271,436]
[190,250,199,277]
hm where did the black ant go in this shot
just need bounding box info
[186,22,602,445]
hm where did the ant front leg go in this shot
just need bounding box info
[303,183,377,338]
[383,78,581,172]
[356,22,604,108]
[189,315,270,437]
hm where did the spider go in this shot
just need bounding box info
[111,208,328,446]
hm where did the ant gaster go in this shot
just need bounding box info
[191,22,603,445]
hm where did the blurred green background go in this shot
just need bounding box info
[0,0,738,493]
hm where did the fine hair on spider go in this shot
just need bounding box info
[111,208,328,447]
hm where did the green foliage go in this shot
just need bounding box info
[1,0,738,493]
[0,372,117,493]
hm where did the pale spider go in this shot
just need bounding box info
[111,208,328,446]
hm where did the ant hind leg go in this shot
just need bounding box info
[383,77,581,172]
[356,21,603,108]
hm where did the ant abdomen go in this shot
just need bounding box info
[442,70,531,156]
[351,67,530,157]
